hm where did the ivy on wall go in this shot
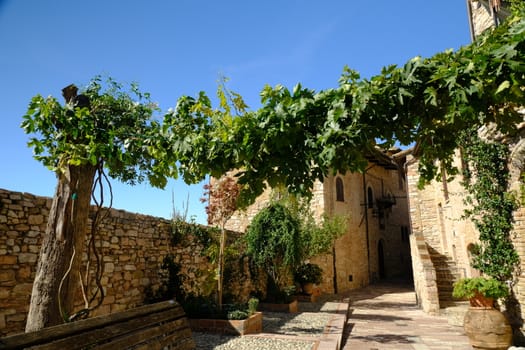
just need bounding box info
[461,129,519,281]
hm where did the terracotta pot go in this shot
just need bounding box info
[302,282,314,295]
[463,307,512,350]
[469,293,494,308]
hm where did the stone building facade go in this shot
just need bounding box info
[405,152,478,314]
[406,0,525,339]
[224,149,413,295]
[0,188,258,336]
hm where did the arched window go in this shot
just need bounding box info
[367,186,374,208]
[336,177,344,202]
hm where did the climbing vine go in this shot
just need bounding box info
[461,129,519,281]
[165,9,525,206]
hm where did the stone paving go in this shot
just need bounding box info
[341,282,473,350]
[193,281,476,349]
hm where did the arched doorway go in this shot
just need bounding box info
[378,239,386,279]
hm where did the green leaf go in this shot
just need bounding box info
[495,80,510,94]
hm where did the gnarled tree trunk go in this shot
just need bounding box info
[26,163,96,332]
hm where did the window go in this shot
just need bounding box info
[367,187,374,209]
[336,177,344,202]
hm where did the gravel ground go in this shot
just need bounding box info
[192,299,340,349]
[262,311,331,335]
[192,333,315,350]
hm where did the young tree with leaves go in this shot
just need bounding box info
[201,175,240,310]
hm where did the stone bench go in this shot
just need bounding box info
[0,300,195,349]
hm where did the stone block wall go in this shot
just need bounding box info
[0,188,257,336]
[469,0,497,37]
[405,160,440,314]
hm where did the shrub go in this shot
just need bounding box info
[227,310,249,320]
[182,295,259,320]
[452,277,509,300]
[245,202,301,297]
[294,263,323,285]
[247,297,259,315]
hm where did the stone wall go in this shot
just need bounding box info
[0,188,257,336]
[469,0,497,38]
[405,157,441,314]
[407,140,525,338]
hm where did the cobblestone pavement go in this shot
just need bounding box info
[341,282,474,350]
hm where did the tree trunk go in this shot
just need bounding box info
[217,227,226,310]
[25,163,96,332]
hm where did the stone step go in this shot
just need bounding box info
[429,254,455,262]
[428,253,464,305]
[441,302,469,327]
[435,272,460,278]
[434,264,461,274]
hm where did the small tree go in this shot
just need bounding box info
[245,202,302,301]
[201,175,240,310]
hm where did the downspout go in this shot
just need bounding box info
[328,177,338,294]
[332,245,338,294]
[363,166,374,283]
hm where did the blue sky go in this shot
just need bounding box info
[0,1,471,224]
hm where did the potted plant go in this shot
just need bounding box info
[452,277,509,307]
[452,277,512,349]
[294,263,323,295]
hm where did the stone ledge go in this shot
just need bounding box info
[317,301,349,350]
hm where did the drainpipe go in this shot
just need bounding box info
[332,245,338,294]
[329,177,338,294]
[363,165,375,283]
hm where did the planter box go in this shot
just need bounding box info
[258,299,299,313]
[296,294,318,302]
[189,312,262,335]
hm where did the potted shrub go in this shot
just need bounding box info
[452,277,512,349]
[294,263,323,295]
[452,277,509,307]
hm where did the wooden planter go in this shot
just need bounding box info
[258,299,299,313]
[296,293,318,302]
[189,312,262,335]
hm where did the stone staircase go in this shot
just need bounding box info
[429,253,464,304]
[428,252,470,325]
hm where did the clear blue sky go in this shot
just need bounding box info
[0,1,471,224]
